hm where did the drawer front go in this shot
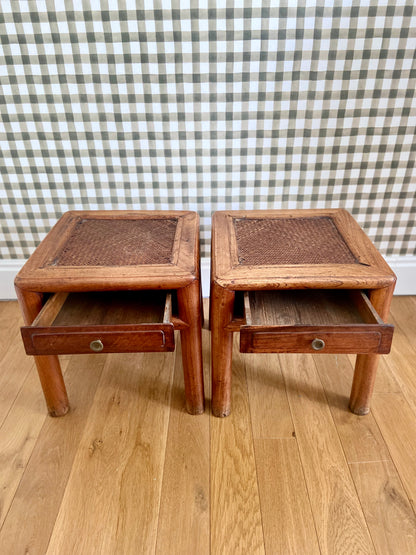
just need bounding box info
[22,324,175,355]
[240,325,393,354]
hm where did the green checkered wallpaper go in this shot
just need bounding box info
[1,1,415,259]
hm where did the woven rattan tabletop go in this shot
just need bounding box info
[15,210,200,291]
[212,209,396,290]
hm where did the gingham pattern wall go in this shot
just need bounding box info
[1,1,415,259]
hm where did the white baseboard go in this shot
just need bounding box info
[385,255,416,295]
[1,256,415,300]
[0,260,23,300]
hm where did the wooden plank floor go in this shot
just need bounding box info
[0,297,416,554]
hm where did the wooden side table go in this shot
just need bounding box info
[15,210,204,416]
[210,209,396,417]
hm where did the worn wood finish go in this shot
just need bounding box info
[14,211,199,292]
[177,280,205,414]
[212,209,396,290]
[240,290,393,354]
[211,282,235,417]
[15,286,69,417]
[349,284,395,415]
[1,298,416,552]
[211,209,396,417]
[21,291,176,355]
[15,210,204,416]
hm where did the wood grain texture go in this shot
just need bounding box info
[371,392,416,514]
[245,352,295,439]
[390,295,416,342]
[255,439,320,554]
[350,460,416,554]
[381,310,416,414]
[314,353,391,463]
[0,353,105,553]
[347,355,402,395]
[241,290,393,355]
[211,336,264,555]
[177,279,205,414]
[0,328,36,426]
[15,211,203,417]
[210,282,235,417]
[0,360,50,528]
[156,332,210,554]
[16,287,69,416]
[278,352,375,554]
[46,350,175,554]
[212,209,396,290]
[0,301,23,356]
[349,285,395,415]
[2,298,416,553]
[14,211,199,291]
[211,209,396,418]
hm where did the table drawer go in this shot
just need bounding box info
[21,290,175,355]
[240,290,393,355]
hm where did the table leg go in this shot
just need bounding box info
[177,280,205,414]
[211,282,235,417]
[349,284,395,415]
[15,287,69,417]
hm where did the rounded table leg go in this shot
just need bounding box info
[15,287,69,417]
[177,280,205,415]
[349,284,395,415]
[211,282,235,417]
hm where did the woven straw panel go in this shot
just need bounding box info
[53,218,177,266]
[234,217,357,266]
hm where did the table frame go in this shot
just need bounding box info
[210,209,396,417]
[15,210,205,416]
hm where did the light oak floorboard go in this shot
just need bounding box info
[314,353,391,463]
[0,301,22,358]
[211,335,264,555]
[346,355,402,395]
[245,352,294,439]
[46,351,175,555]
[0,329,36,427]
[0,359,65,528]
[371,392,416,515]
[156,332,210,555]
[278,352,375,554]
[350,460,416,554]
[390,295,416,343]
[0,353,105,554]
[382,315,416,416]
[255,438,320,554]
[2,298,416,553]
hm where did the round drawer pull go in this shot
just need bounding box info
[90,339,104,352]
[311,338,325,351]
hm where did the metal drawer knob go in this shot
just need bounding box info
[90,339,104,352]
[311,338,325,351]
